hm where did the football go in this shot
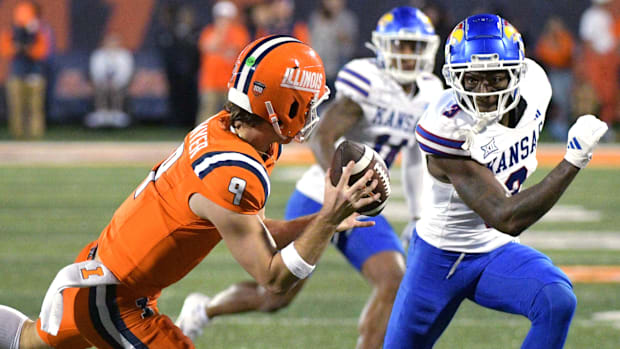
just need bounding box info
[330,140,391,216]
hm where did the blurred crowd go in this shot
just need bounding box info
[1,0,620,142]
[0,1,51,139]
[155,0,358,127]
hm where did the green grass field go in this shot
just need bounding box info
[1,163,620,348]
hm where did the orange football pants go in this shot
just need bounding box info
[35,241,194,349]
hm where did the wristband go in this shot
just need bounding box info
[280,243,316,279]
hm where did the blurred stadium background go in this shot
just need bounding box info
[0,0,609,129]
[1,0,620,348]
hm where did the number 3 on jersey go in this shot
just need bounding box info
[228,177,247,205]
[505,166,528,195]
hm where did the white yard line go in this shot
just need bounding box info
[0,141,177,165]
[519,231,620,250]
[1,142,619,165]
[206,315,620,329]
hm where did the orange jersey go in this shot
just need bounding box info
[198,23,250,91]
[535,30,574,69]
[97,111,280,297]
[0,27,51,61]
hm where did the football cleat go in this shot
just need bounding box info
[175,292,211,341]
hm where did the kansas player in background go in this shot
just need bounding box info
[0,36,379,349]
[175,7,443,349]
[384,14,609,348]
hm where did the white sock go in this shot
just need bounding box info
[0,305,28,349]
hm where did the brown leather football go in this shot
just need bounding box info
[330,140,391,216]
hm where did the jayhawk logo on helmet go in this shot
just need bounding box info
[377,13,394,29]
[502,19,524,46]
[448,22,465,45]
[228,35,330,143]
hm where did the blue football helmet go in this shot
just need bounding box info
[369,6,439,84]
[443,14,527,124]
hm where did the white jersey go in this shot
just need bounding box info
[296,58,443,212]
[415,58,551,252]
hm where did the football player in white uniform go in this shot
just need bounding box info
[175,7,443,349]
[384,14,609,349]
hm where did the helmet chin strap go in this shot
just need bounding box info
[458,107,502,150]
[265,101,288,140]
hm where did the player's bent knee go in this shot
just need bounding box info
[547,283,577,320]
[363,252,405,291]
[258,293,294,313]
[531,283,577,323]
[376,275,403,299]
[258,297,291,313]
[22,320,53,349]
[372,264,405,297]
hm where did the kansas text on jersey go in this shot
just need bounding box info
[414,58,551,252]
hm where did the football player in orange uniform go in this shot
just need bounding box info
[0,35,379,349]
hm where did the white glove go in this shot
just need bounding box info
[564,114,608,168]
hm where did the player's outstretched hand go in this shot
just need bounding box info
[336,212,376,232]
[564,114,608,168]
[320,161,379,226]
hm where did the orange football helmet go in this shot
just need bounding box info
[228,35,330,143]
